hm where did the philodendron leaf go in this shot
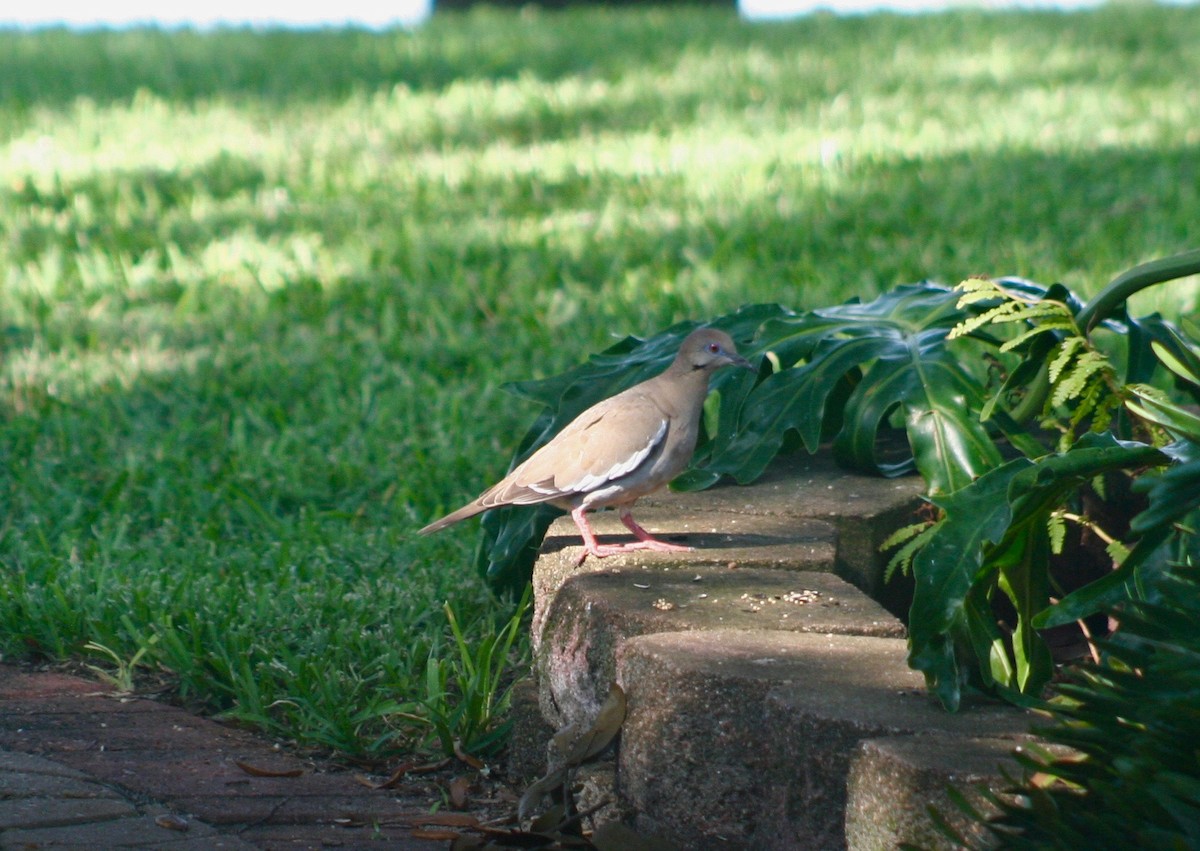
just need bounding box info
[995,519,1055,694]
[709,335,890,483]
[909,457,1029,710]
[706,284,1003,492]
[1132,439,1200,533]
[1038,438,1200,630]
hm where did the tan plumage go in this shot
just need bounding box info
[419,328,753,563]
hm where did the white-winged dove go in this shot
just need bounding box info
[419,328,754,563]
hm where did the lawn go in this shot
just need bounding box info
[1,3,1198,758]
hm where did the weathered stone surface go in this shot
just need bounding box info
[537,564,903,726]
[638,454,926,599]
[0,811,240,849]
[60,751,349,800]
[0,768,117,799]
[0,750,91,778]
[0,794,134,829]
[615,629,1029,851]
[761,674,1030,849]
[574,760,630,831]
[167,793,426,826]
[0,670,116,700]
[845,735,1030,851]
[239,821,443,850]
[535,510,837,635]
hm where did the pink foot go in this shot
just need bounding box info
[567,506,693,565]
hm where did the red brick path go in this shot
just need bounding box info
[0,664,483,849]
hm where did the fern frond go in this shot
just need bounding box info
[882,521,937,582]
[1105,539,1130,564]
[949,300,1026,339]
[1048,337,1085,386]
[953,277,1005,306]
[1051,350,1111,408]
[880,521,933,551]
[1047,511,1067,555]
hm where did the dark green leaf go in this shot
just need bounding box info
[995,520,1054,694]
[910,433,1165,707]
[908,457,1029,709]
[1131,438,1200,532]
[709,284,1003,490]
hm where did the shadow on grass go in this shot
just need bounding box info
[4,140,1194,356]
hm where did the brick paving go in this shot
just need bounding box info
[0,665,487,849]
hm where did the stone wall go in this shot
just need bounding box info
[510,454,1035,850]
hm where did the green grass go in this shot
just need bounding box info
[1,4,1198,758]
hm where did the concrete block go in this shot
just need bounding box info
[535,509,838,635]
[845,735,1030,851]
[536,563,904,727]
[761,671,1029,849]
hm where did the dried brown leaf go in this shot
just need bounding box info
[517,765,566,821]
[556,684,625,766]
[233,760,303,778]
[455,740,486,769]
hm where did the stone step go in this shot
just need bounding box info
[617,629,1030,851]
[534,512,905,726]
[540,453,926,599]
[649,452,926,601]
[845,735,1034,851]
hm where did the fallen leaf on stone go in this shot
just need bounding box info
[529,803,566,835]
[555,684,626,766]
[364,760,418,788]
[234,759,303,778]
[154,813,189,831]
[522,686,627,822]
[368,757,452,789]
[517,765,567,822]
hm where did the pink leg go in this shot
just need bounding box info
[569,506,692,565]
[619,509,693,553]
